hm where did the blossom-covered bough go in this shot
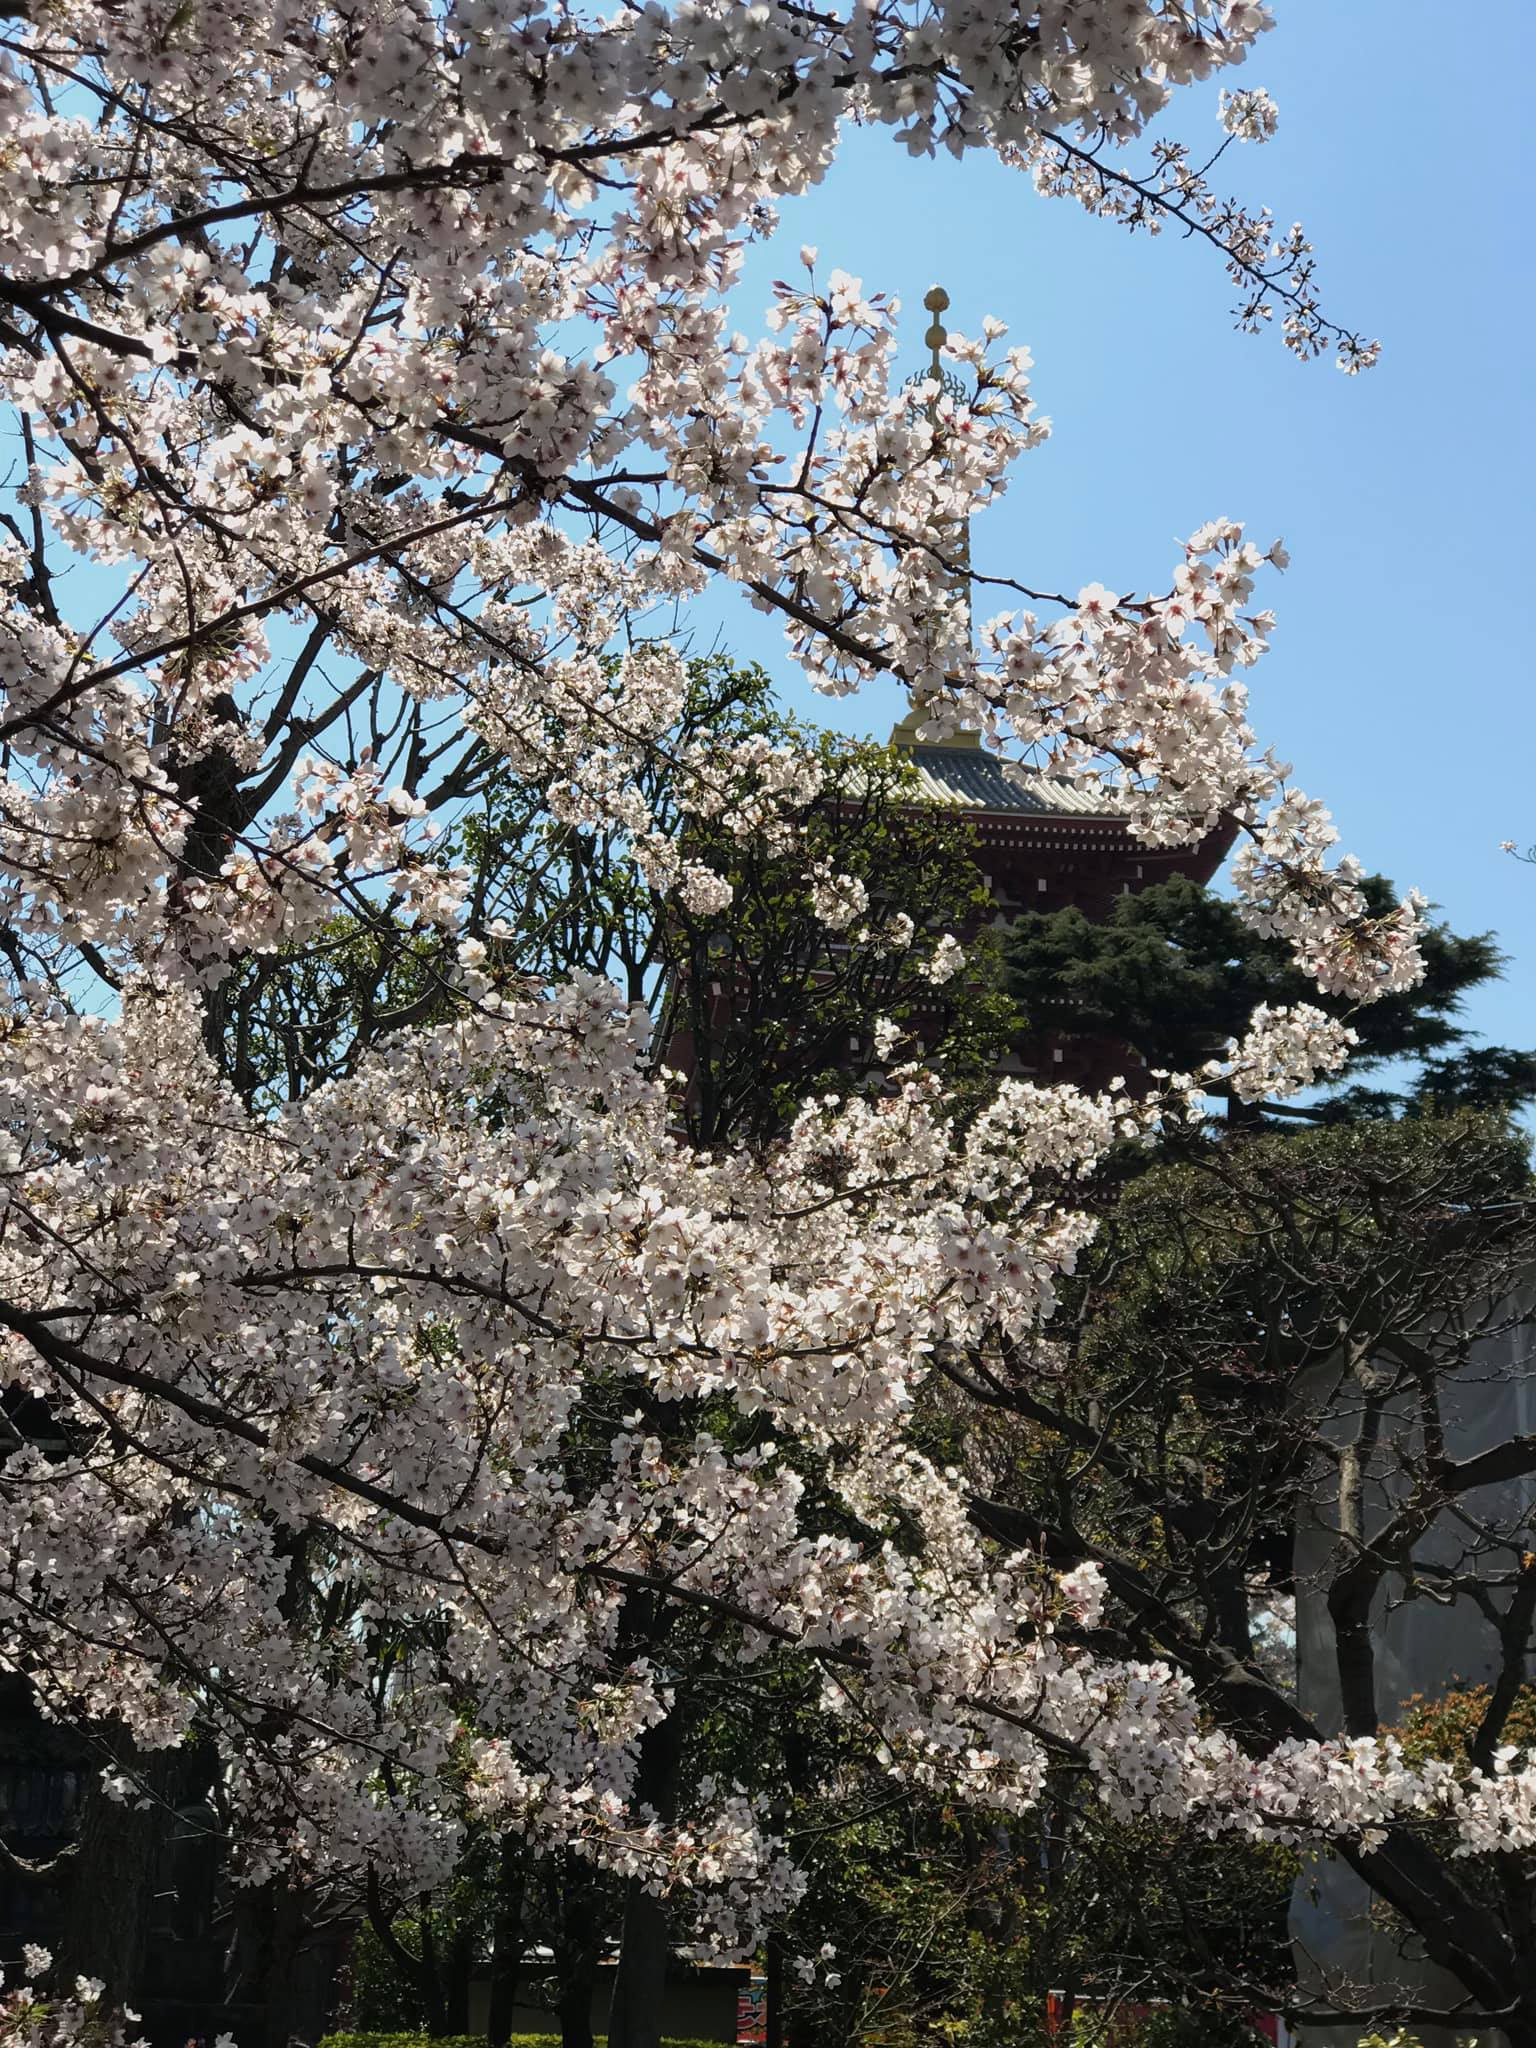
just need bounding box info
[0,0,1527,2031]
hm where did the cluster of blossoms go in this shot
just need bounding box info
[0,0,1400,990]
[808,862,870,930]
[0,0,1486,1973]
[1232,787,1429,1001]
[6,970,1533,1943]
[0,1956,150,2048]
[0,978,1133,1915]
[920,932,968,985]
[1213,1001,1359,1103]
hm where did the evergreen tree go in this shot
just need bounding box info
[1004,873,1534,1122]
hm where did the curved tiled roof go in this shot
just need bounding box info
[905,744,1122,819]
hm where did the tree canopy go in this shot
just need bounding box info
[0,2,1530,2045]
[1006,873,1536,1123]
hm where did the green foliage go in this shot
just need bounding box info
[1066,2012,1266,2047]
[1389,1681,1536,1767]
[208,911,456,1112]
[664,722,1017,1143]
[1003,872,1533,1122]
[1353,2026,1479,2046]
[755,1766,1295,2048]
[342,1817,532,2031]
[456,654,1024,1145]
[319,2037,724,2048]
[209,652,1020,1143]
[1352,2032,1481,2048]
[345,1915,443,2028]
[210,653,781,1111]
[458,649,778,1006]
[1077,1111,1531,1401]
[321,2036,488,2048]
[1410,1045,1536,1118]
[1081,1113,1531,1371]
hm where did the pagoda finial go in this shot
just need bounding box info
[923,284,950,382]
[899,285,973,680]
[903,286,963,416]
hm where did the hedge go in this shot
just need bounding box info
[319,2034,727,2048]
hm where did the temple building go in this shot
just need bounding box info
[888,711,1236,1092]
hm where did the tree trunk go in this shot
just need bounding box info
[416,1913,452,2037]
[225,1877,315,2048]
[360,1870,449,2035]
[553,1852,601,2048]
[486,1835,527,2048]
[606,1706,686,2048]
[56,1728,176,2008]
[262,1881,309,2048]
[442,1920,476,2034]
[606,1881,671,2048]
[766,1927,785,2048]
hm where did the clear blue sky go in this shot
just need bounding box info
[685,0,1536,1067]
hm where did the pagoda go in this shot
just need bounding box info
[888,713,1235,1092]
[889,287,1235,1092]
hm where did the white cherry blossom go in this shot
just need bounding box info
[0,0,1489,1978]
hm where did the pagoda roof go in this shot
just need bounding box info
[883,718,1239,882]
[903,742,1121,819]
[887,710,1121,820]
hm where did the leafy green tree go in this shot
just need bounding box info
[211,654,1016,1138]
[959,1114,1536,2040]
[1003,874,1533,1124]
[770,1786,1290,2048]
[654,720,1017,1144]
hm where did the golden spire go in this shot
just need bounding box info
[887,285,976,751]
[923,284,950,388]
[920,282,971,610]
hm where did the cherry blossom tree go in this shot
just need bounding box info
[966,1113,1536,2043]
[0,1,1522,2041]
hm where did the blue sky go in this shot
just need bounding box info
[684,0,1536,1068]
